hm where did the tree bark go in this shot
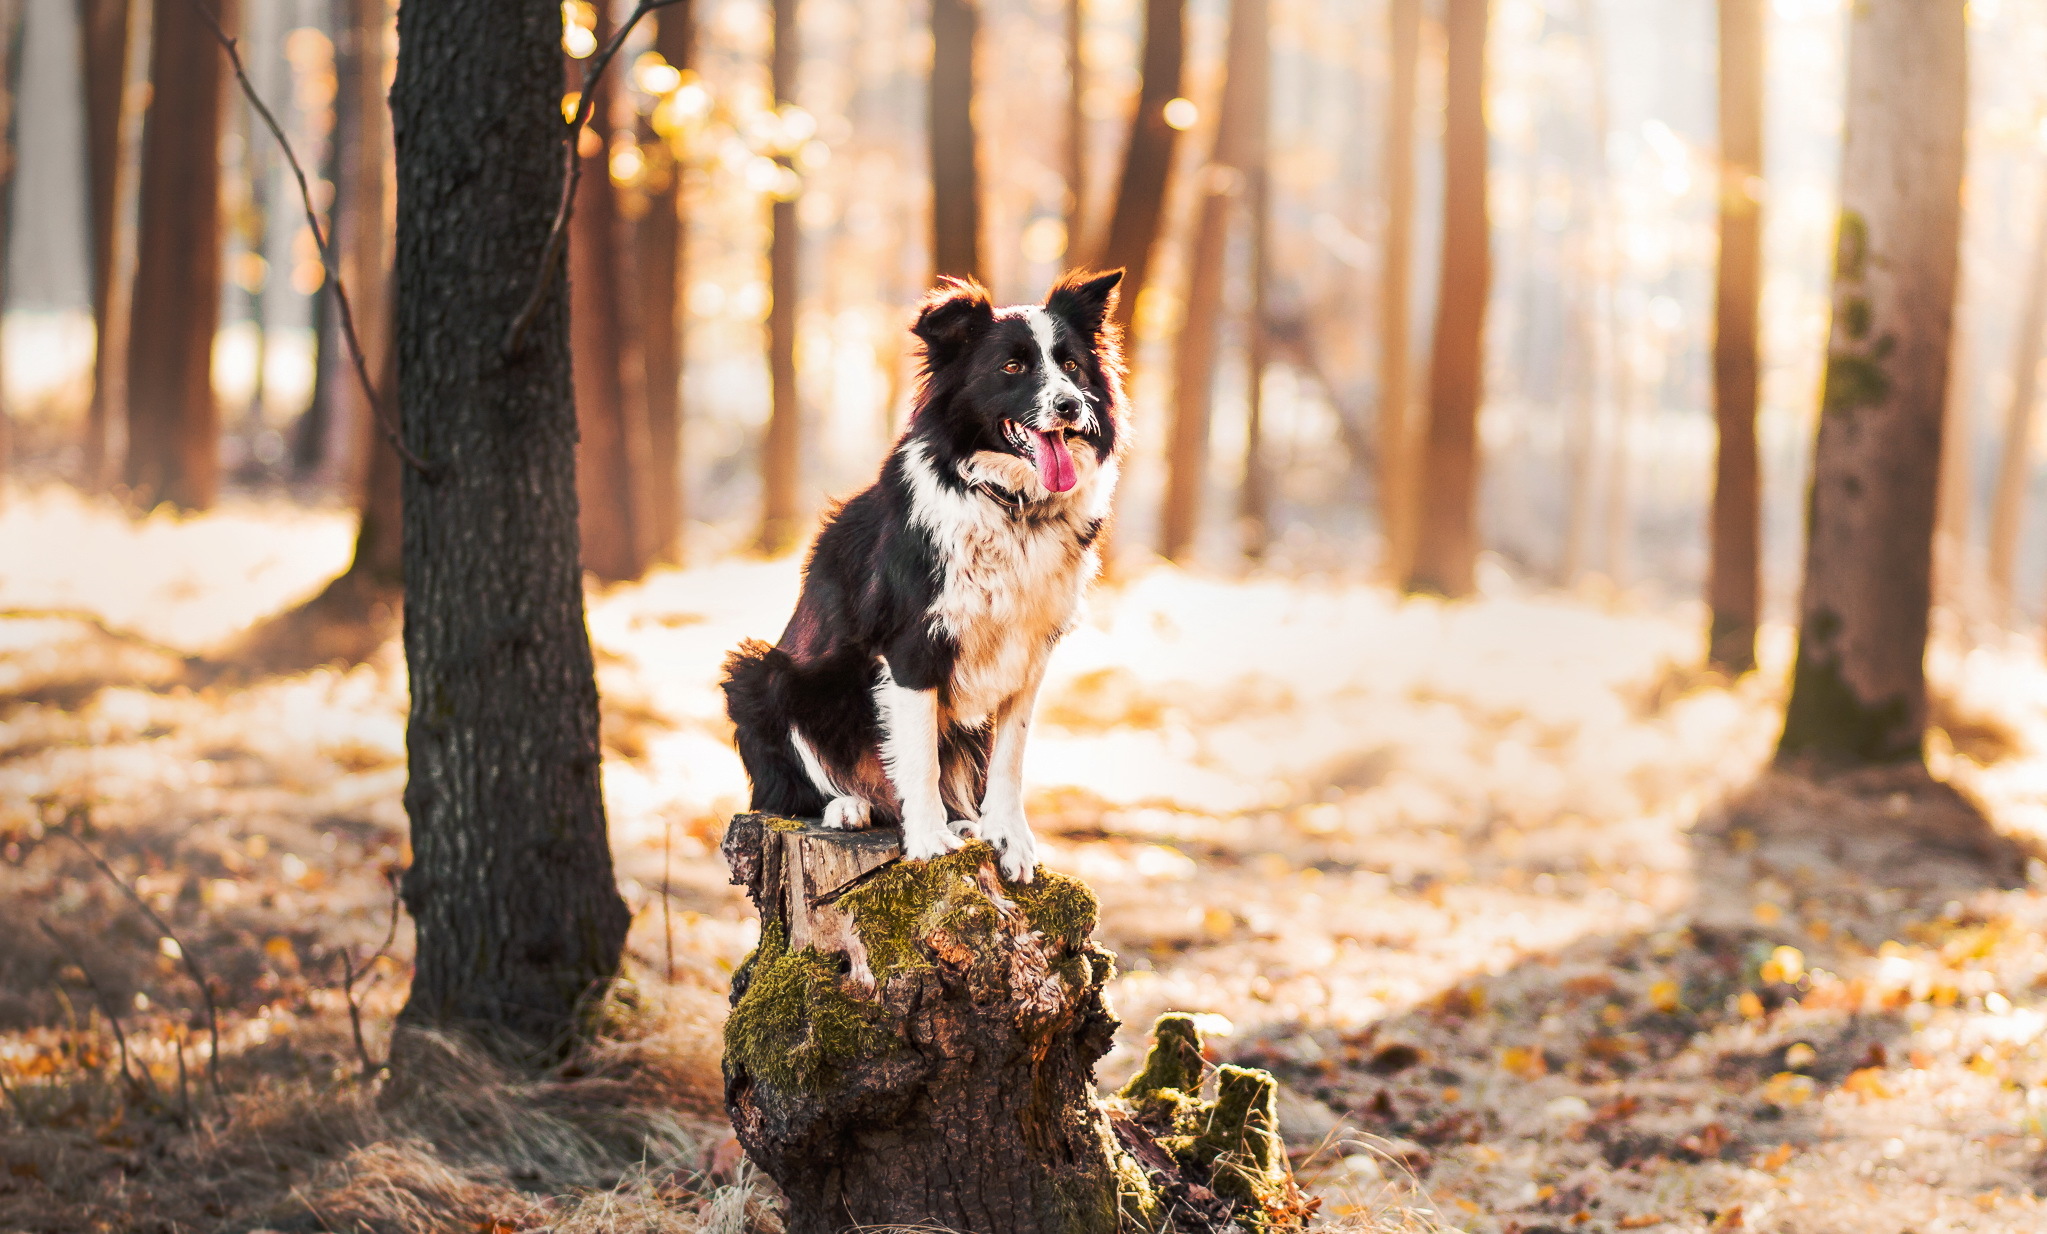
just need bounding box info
[125,0,236,512]
[1065,0,1086,255]
[1985,186,2047,623]
[1094,0,1185,337]
[389,0,630,1059]
[1158,0,1264,562]
[1404,0,1490,598]
[636,2,693,567]
[758,0,803,554]
[570,5,656,583]
[1378,0,1421,582]
[340,0,399,586]
[0,0,19,476]
[1238,143,1271,561]
[721,816,1310,1234]
[1708,0,1765,673]
[1777,0,1965,768]
[78,0,132,488]
[930,0,981,281]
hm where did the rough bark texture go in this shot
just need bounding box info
[79,0,131,487]
[930,0,981,281]
[1708,0,1764,674]
[1095,0,1185,337]
[1159,0,1265,562]
[636,3,693,567]
[125,0,236,511]
[1778,1,1965,767]
[1405,0,1489,598]
[1378,0,1421,582]
[721,816,1310,1234]
[571,6,656,583]
[758,0,803,554]
[389,0,630,1059]
[1986,188,2047,621]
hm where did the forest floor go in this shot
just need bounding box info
[4,482,2047,1234]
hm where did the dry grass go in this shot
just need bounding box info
[7,484,2047,1232]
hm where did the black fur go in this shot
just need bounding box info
[722,269,1126,828]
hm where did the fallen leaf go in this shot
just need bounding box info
[1755,1142,1794,1171]
[1648,980,1681,1013]
[1501,1046,1548,1079]
[1843,1067,1893,1100]
[1711,1203,1745,1230]
[1617,1216,1667,1230]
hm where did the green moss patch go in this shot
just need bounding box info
[723,922,885,1092]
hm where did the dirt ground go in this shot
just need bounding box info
[4,483,2047,1233]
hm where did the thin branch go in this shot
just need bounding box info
[181,0,433,478]
[38,920,157,1103]
[502,0,689,356]
[337,870,404,1079]
[52,817,223,1106]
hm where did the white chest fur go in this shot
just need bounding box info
[903,444,1110,727]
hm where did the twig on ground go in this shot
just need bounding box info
[338,869,405,1078]
[174,1035,191,1123]
[179,0,432,478]
[502,0,688,356]
[663,816,675,984]
[52,814,224,1106]
[38,919,157,1103]
[0,607,204,666]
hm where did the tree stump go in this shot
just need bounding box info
[721,814,1313,1234]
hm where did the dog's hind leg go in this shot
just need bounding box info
[821,796,873,832]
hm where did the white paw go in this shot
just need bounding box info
[821,796,873,831]
[979,807,1038,883]
[901,814,966,861]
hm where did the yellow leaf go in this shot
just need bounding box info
[1761,1072,1814,1107]
[1843,1067,1892,1100]
[1737,991,1765,1019]
[1200,907,1234,939]
[1648,980,1681,1013]
[1501,1046,1548,1079]
[1618,1216,1668,1230]
[263,936,298,967]
[1756,1142,1794,1171]
[1752,902,1782,925]
[1770,946,1804,983]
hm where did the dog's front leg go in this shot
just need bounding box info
[977,660,1046,883]
[876,670,964,862]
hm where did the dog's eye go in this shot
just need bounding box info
[1002,360,1025,374]
[1061,360,1079,373]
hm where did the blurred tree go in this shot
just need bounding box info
[125,0,237,512]
[571,3,657,582]
[635,3,694,566]
[1778,0,1965,767]
[1094,0,1183,337]
[1159,0,1265,561]
[1986,187,2047,623]
[930,0,980,280]
[0,0,18,476]
[1405,0,1490,598]
[388,0,630,1061]
[78,0,132,489]
[1708,0,1764,674]
[338,0,400,591]
[1378,0,1421,582]
[1238,109,1272,561]
[758,0,802,553]
[1064,0,1085,253]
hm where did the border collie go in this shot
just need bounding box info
[722,269,1125,883]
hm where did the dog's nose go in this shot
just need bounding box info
[1053,393,1083,424]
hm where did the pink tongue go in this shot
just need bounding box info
[1033,429,1077,493]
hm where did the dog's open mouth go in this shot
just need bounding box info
[1001,420,1079,494]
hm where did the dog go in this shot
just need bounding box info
[721,269,1125,883]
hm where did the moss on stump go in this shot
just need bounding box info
[720,814,1311,1233]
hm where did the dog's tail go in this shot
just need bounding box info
[721,637,788,727]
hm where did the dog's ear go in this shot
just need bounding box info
[1045,268,1123,340]
[912,278,995,366]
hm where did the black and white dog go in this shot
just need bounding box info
[722,269,1125,883]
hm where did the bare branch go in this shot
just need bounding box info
[38,919,157,1103]
[52,815,224,1106]
[180,0,433,478]
[502,0,689,356]
[337,870,405,1079]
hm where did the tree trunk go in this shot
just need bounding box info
[1065,0,1086,256]
[78,0,133,488]
[1239,142,1271,561]
[389,0,630,1059]
[571,5,655,583]
[341,0,398,586]
[0,0,19,476]
[1777,0,1965,768]
[758,0,803,554]
[930,0,981,281]
[1985,186,2047,623]
[125,0,236,512]
[721,816,1311,1234]
[1158,0,1265,562]
[1094,0,1184,337]
[636,2,693,567]
[1404,0,1490,598]
[1708,0,1765,673]
[1378,0,1421,582]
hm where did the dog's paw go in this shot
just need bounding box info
[821,796,873,832]
[948,817,980,840]
[901,815,966,861]
[980,811,1038,883]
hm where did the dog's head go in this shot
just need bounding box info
[909,269,1125,501]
